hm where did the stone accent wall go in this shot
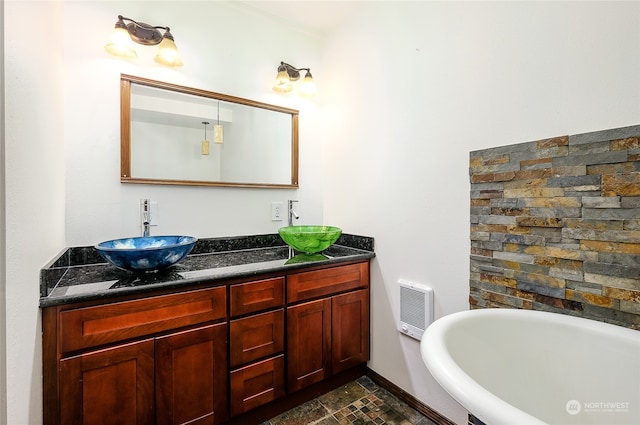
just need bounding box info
[469,125,640,329]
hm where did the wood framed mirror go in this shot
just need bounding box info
[120,74,299,188]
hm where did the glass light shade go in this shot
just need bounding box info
[201,139,210,155]
[273,70,293,93]
[299,73,316,96]
[104,26,137,59]
[154,37,183,67]
[214,125,224,144]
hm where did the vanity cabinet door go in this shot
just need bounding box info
[286,291,370,392]
[286,298,332,392]
[156,323,228,425]
[332,289,370,374]
[59,339,155,425]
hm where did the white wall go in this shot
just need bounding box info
[321,2,640,423]
[4,1,66,424]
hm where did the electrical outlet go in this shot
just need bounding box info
[271,202,284,221]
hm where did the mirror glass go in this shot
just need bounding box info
[121,75,299,188]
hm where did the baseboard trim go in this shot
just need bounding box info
[365,367,457,425]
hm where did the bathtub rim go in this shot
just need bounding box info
[420,308,639,425]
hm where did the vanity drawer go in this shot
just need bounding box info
[230,309,284,367]
[230,277,284,317]
[59,286,226,354]
[230,355,285,417]
[287,262,369,303]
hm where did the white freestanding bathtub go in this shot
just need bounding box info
[421,308,640,425]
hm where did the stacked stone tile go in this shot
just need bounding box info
[469,125,640,329]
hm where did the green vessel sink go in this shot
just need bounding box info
[278,225,342,254]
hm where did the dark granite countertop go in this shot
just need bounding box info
[40,233,375,308]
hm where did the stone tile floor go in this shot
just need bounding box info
[261,375,438,425]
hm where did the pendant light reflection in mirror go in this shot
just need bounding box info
[214,101,224,144]
[201,121,210,156]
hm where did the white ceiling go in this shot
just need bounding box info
[241,1,364,35]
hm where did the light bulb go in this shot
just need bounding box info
[273,69,293,93]
[300,71,316,96]
[105,26,137,59]
[154,36,183,67]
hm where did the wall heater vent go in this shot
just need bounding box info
[398,280,433,341]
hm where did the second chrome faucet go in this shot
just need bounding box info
[288,200,299,226]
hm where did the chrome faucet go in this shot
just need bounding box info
[288,200,299,226]
[142,199,151,237]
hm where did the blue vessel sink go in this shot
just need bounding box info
[95,235,197,273]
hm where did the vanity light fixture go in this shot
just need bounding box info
[201,121,210,155]
[272,62,316,96]
[214,101,224,145]
[105,15,183,67]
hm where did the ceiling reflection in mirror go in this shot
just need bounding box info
[121,75,299,188]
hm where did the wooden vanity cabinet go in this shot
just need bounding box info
[286,263,370,392]
[44,260,371,425]
[45,286,228,425]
